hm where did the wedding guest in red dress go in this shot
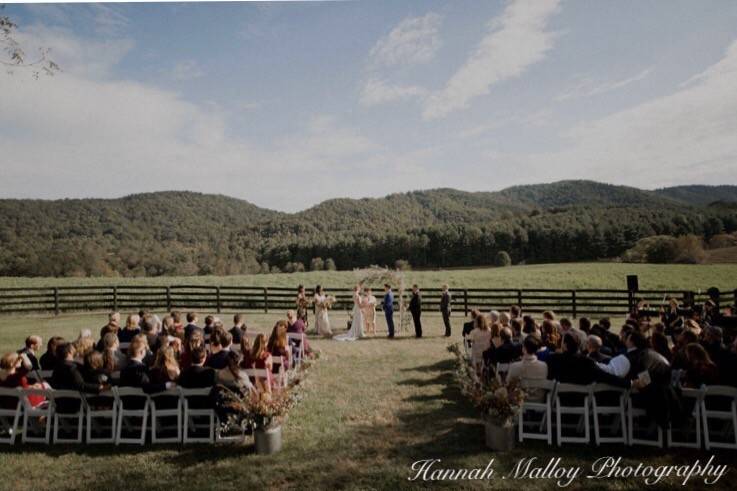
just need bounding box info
[0,352,46,407]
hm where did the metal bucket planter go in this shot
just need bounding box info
[484,419,515,451]
[254,425,282,455]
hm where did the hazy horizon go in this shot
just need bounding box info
[2,1,737,212]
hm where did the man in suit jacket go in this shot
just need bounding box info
[546,333,629,388]
[51,343,104,412]
[18,335,42,372]
[205,330,231,370]
[484,327,522,367]
[179,346,216,409]
[383,284,395,339]
[230,313,247,344]
[409,284,422,338]
[440,284,452,337]
[184,312,201,340]
[119,344,169,394]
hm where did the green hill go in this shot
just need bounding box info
[1,181,735,277]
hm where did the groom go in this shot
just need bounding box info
[383,283,395,339]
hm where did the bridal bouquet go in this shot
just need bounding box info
[322,295,337,309]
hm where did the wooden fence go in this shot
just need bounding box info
[1,285,735,318]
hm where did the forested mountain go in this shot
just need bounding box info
[1,181,736,277]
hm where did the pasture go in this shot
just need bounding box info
[0,263,735,490]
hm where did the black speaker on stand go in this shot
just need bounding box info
[626,275,639,314]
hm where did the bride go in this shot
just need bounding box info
[334,284,364,341]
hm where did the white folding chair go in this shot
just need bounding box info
[627,390,663,447]
[463,336,473,360]
[554,383,591,445]
[150,387,182,444]
[52,390,85,443]
[85,390,117,444]
[668,386,704,449]
[38,370,54,381]
[21,388,53,444]
[115,387,150,445]
[181,387,214,443]
[590,384,628,445]
[517,379,556,444]
[118,342,131,352]
[244,368,271,392]
[270,356,288,388]
[701,385,737,450]
[287,333,305,368]
[0,387,23,445]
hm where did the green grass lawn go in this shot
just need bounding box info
[1,264,736,490]
[2,262,737,291]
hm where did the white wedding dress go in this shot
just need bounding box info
[334,291,364,341]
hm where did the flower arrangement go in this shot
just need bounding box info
[447,343,525,426]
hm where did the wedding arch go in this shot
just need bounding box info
[353,266,410,333]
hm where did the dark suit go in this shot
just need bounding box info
[383,290,395,338]
[119,360,167,394]
[179,365,216,409]
[117,328,141,344]
[229,325,246,344]
[440,291,452,337]
[205,350,230,370]
[51,360,101,412]
[18,348,40,371]
[184,323,201,339]
[624,348,679,428]
[546,352,629,387]
[484,340,522,367]
[409,291,422,338]
[39,352,57,371]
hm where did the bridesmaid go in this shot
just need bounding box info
[362,287,377,336]
[295,284,310,330]
[313,285,333,338]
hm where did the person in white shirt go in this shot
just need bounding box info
[508,335,549,401]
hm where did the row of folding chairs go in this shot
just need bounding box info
[0,385,245,446]
[515,379,737,450]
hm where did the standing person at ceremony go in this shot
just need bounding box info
[440,284,452,337]
[295,285,310,330]
[362,287,377,336]
[383,284,395,339]
[314,285,333,338]
[410,284,423,338]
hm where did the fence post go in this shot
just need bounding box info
[264,287,269,313]
[166,286,172,311]
[517,290,523,308]
[216,286,221,313]
[112,286,118,312]
[463,289,468,316]
[53,287,60,315]
[571,290,577,319]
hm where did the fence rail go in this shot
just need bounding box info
[0,285,735,318]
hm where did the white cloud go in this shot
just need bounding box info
[521,39,737,186]
[555,67,653,101]
[369,12,442,67]
[423,0,560,120]
[359,78,428,106]
[171,60,204,81]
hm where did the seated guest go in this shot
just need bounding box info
[468,315,491,374]
[203,315,216,336]
[141,314,161,353]
[184,312,201,340]
[508,335,548,401]
[82,351,108,385]
[118,314,141,344]
[499,312,511,328]
[671,329,699,370]
[286,310,312,356]
[129,334,155,367]
[51,343,104,412]
[217,350,255,394]
[539,320,560,360]
[682,343,719,388]
[267,320,292,373]
[230,313,247,344]
[179,346,216,388]
[119,342,170,394]
[560,317,587,349]
[239,336,253,369]
[73,336,95,365]
[171,311,185,339]
[483,326,522,368]
[586,335,610,363]
[245,334,273,392]
[40,336,65,371]
[462,309,480,338]
[18,335,42,372]
[180,330,205,370]
[98,312,120,349]
[547,334,629,387]
[150,345,180,385]
[489,322,502,349]
[0,353,45,407]
[101,332,126,374]
[579,317,592,335]
[509,305,521,321]
[161,315,175,336]
[650,331,672,363]
[510,318,523,342]
[701,326,737,386]
[206,329,232,370]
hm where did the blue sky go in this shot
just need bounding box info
[2,1,737,211]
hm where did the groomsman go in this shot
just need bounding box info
[440,284,452,337]
[410,284,423,338]
[383,284,395,339]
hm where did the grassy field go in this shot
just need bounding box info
[1,262,737,291]
[1,264,736,490]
